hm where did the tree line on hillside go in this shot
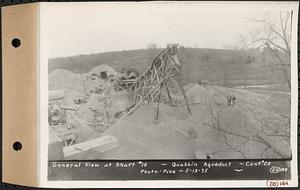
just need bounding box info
[49,47,287,90]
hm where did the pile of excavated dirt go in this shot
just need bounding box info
[185,83,226,106]
[110,90,134,113]
[190,106,278,159]
[78,83,290,160]
[125,103,177,126]
[188,84,291,159]
[49,69,86,106]
[49,65,119,106]
[88,64,119,77]
[69,114,197,160]
[49,71,291,160]
[49,70,84,103]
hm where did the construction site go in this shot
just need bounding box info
[48,44,291,160]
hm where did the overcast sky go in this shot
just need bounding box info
[40,2,292,58]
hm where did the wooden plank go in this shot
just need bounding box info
[63,135,118,157]
[49,90,65,101]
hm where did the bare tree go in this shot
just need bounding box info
[243,11,292,90]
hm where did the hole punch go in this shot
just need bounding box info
[12,141,22,151]
[11,38,21,48]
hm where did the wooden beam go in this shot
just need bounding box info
[49,90,65,101]
[63,135,118,157]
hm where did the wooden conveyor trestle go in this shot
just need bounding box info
[122,44,192,120]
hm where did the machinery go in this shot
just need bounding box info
[116,68,140,90]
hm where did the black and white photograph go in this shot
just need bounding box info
[39,1,298,187]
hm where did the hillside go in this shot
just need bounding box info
[48,48,290,90]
